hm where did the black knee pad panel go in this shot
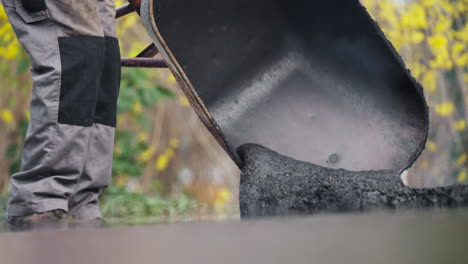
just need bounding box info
[21,0,47,13]
[58,36,105,127]
[94,37,121,127]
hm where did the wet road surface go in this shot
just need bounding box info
[0,208,467,264]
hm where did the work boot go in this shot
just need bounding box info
[5,209,73,232]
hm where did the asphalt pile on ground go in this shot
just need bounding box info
[238,144,468,218]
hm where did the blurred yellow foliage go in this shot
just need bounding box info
[138,147,156,163]
[434,102,455,117]
[214,187,232,209]
[363,0,468,184]
[114,146,123,156]
[155,154,169,172]
[132,101,142,114]
[410,31,425,44]
[454,120,466,131]
[137,132,149,143]
[456,153,467,166]
[457,169,467,183]
[428,35,448,51]
[179,96,190,107]
[165,148,175,158]
[0,6,20,60]
[421,71,436,93]
[0,109,14,125]
[426,140,438,152]
[168,74,177,84]
[154,141,180,171]
[169,138,180,148]
[401,5,427,29]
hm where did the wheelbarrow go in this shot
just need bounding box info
[118,0,429,173]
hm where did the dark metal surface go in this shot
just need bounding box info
[140,0,429,172]
[1,209,468,264]
[121,57,167,68]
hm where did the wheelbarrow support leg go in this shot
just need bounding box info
[117,1,166,68]
[121,57,167,68]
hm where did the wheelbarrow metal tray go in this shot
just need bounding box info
[141,0,429,172]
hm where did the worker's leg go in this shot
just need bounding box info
[3,0,105,217]
[68,0,121,220]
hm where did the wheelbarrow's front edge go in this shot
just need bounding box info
[140,0,429,173]
[140,0,235,164]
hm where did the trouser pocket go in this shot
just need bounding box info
[13,0,49,23]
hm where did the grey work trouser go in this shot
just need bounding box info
[2,0,121,220]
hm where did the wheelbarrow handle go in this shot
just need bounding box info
[116,3,134,18]
[116,0,142,19]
